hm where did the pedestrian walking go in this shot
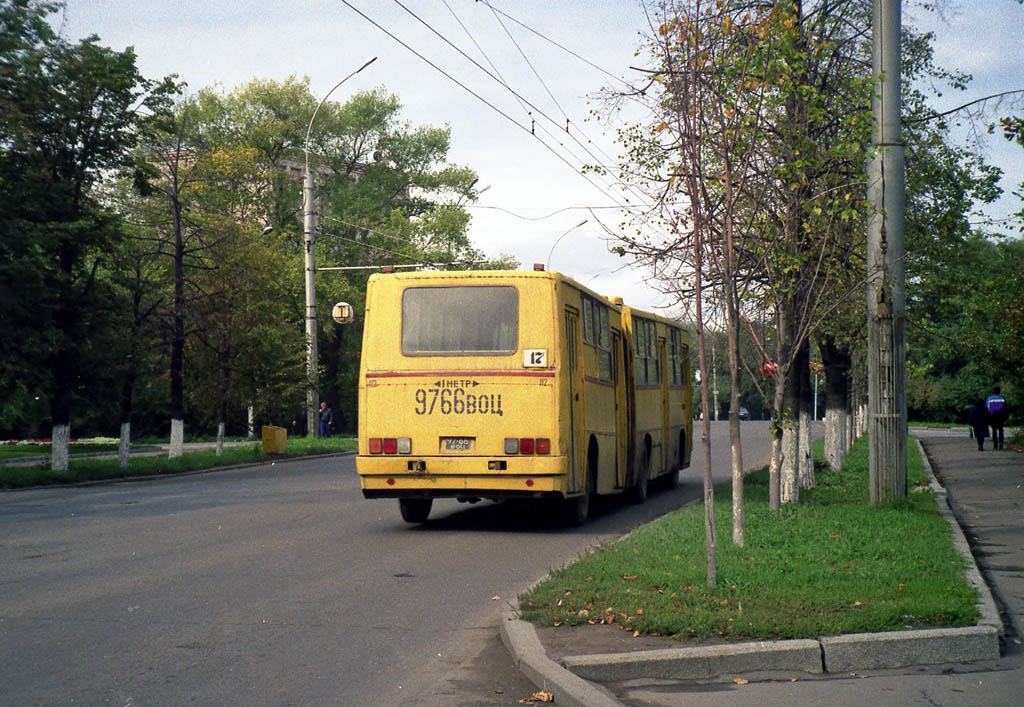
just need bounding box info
[985,386,1008,450]
[319,401,334,437]
[968,398,989,451]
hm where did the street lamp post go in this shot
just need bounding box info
[302,56,376,436]
[545,219,588,271]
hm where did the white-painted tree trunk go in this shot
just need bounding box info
[51,424,70,472]
[825,408,849,470]
[169,418,184,458]
[119,421,131,469]
[799,407,814,489]
[248,406,255,438]
[216,422,225,456]
[781,425,799,504]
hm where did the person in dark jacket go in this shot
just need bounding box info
[968,398,989,451]
[985,386,1008,450]
[317,401,333,434]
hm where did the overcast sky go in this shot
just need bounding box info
[56,0,1024,312]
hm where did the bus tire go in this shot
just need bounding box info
[563,458,595,527]
[399,498,432,523]
[630,446,649,504]
[663,436,684,489]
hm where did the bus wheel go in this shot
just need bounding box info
[563,466,594,527]
[660,469,679,489]
[630,448,649,504]
[399,498,432,523]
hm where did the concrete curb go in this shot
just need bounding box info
[500,605,624,707]
[563,638,823,681]
[500,434,1003,702]
[913,436,1003,637]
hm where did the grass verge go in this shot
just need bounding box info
[0,436,356,489]
[519,435,978,642]
[0,441,124,460]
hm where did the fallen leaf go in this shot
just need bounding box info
[853,601,862,607]
[637,608,644,615]
[791,677,800,682]
[495,688,504,694]
[521,690,554,703]
[623,575,638,581]
[491,595,501,601]
[733,677,749,685]
[633,630,640,637]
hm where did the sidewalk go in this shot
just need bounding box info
[502,429,1024,706]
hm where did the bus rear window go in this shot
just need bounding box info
[402,286,518,355]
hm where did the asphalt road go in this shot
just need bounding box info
[0,420,772,705]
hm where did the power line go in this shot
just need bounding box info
[481,1,570,124]
[338,0,632,212]
[474,0,632,91]
[378,0,646,209]
[466,203,653,220]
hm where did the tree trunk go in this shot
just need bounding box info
[769,369,784,512]
[724,283,744,546]
[797,339,814,489]
[819,336,851,470]
[119,421,131,469]
[51,423,70,472]
[779,314,801,505]
[711,337,719,421]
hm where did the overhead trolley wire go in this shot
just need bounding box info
[474,0,633,91]
[338,0,631,211]
[378,0,649,209]
[389,0,646,205]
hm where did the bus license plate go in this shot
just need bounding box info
[442,437,474,452]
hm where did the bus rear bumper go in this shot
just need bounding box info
[357,455,570,499]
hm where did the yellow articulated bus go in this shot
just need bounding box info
[356,269,692,525]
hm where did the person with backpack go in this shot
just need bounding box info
[985,386,1008,450]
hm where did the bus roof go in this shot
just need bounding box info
[367,269,623,312]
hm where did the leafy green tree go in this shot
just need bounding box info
[0,0,173,466]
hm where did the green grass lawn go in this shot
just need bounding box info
[519,436,978,642]
[0,441,125,460]
[0,436,356,488]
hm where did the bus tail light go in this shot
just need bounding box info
[503,438,550,455]
[369,437,411,454]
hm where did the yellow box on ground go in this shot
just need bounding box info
[261,425,287,454]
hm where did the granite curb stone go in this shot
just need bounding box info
[561,639,823,681]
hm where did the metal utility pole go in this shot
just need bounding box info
[867,0,907,502]
[302,163,319,436]
[302,56,376,436]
